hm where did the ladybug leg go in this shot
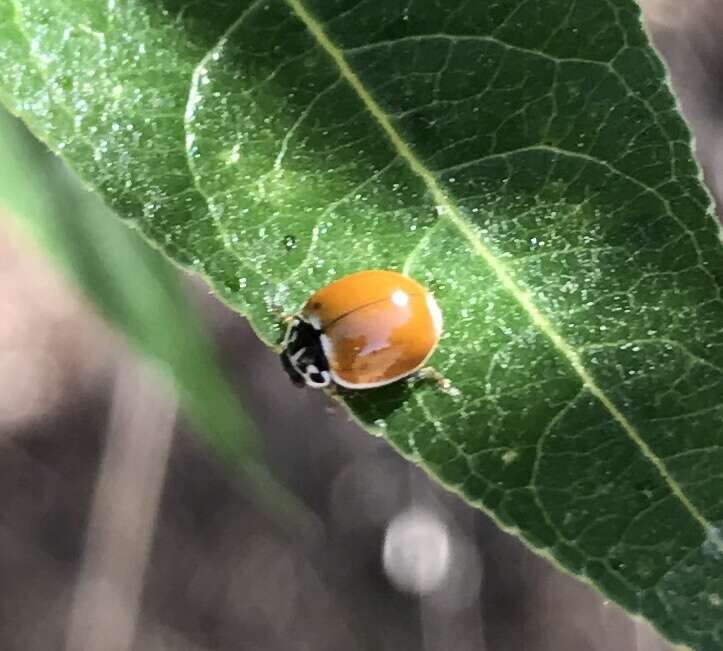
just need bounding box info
[415,367,460,397]
[270,310,295,328]
[268,305,297,351]
[322,382,339,415]
[267,299,297,324]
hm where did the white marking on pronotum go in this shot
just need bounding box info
[305,313,323,331]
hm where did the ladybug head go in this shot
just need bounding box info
[280,318,331,389]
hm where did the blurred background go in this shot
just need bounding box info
[0,2,720,649]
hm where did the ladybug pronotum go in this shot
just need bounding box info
[280,270,443,390]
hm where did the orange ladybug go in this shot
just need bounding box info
[280,270,443,390]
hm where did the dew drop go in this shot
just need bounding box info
[283,234,297,251]
[371,419,387,437]
[501,449,518,465]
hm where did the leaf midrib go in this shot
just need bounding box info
[282,0,720,549]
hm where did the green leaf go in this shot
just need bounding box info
[0,106,297,516]
[2,1,723,647]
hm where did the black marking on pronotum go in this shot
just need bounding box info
[280,318,331,388]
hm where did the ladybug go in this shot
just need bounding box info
[280,270,443,390]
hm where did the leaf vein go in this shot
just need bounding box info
[284,0,722,552]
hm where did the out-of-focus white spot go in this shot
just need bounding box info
[383,508,450,595]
